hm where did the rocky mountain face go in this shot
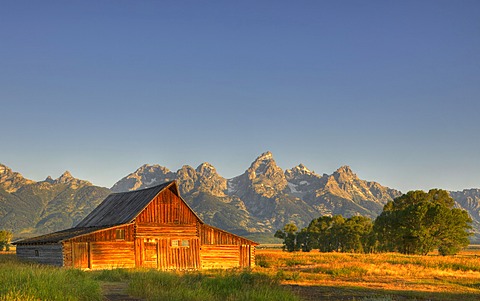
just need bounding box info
[2,153,480,243]
[0,164,35,193]
[0,165,110,238]
[111,152,402,237]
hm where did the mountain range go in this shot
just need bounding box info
[1,152,479,242]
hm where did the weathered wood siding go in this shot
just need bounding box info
[90,241,135,269]
[69,225,134,243]
[63,225,134,269]
[199,224,256,269]
[200,245,240,269]
[135,237,201,270]
[16,244,63,266]
[132,189,203,270]
[200,224,252,246]
[135,225,198,238]
[136,189,198,225]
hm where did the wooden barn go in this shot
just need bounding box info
[13,181,258,270]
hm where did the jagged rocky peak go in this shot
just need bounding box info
[44,176,55,184]
[176,165,197,195]
[0,164,13,179]
[56,171,74,183]
[195,162,227,196]
[136,164,171,175]
[0,163,35,192]
[52,171,91,188]
[248,151,282,178]
[284,163,325,195]
[285,163,315,178]
[242,151,287,197]
[333,165,358,183]
[195,162,217,177]
[111,164,175,192]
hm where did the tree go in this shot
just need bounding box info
[341,216,374,253]
[305,215,374,253]
[0,230,13,251]
[374,189,472,255]
[274,223,299,252]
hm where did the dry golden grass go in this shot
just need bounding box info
[255,248,480,300]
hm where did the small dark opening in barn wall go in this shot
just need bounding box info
[35,250,39,257]
[116,229,125,240]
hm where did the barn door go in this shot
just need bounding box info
[143,241,158,268]
[73,242,90,269]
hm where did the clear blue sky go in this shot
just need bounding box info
[1,1,479,192]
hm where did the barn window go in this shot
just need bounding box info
[35,250,39,257]
[171,240,179,247]
[181,239,189,247]
[116,229,125,240]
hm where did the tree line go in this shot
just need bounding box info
[275,189,472,255]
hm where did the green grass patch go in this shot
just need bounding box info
[0,255,102,300]
[91,268,132,282]
[127,270,300,301]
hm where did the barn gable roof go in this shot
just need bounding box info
[76,181,188,228]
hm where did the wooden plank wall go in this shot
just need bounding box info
[135,189,198,225]
[16,244,63,266]
[135,238,200,270]
[199,224,257,268]
[200,245,240,269]
[63,241,73,267]
[136,225,198,238]
[200,224,252,246]
[69,225,134,243]
[63,225,134,269]
[90,241,135,269]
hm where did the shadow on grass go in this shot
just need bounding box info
[285,284,480,301]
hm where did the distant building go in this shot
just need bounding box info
[14,181,257,270]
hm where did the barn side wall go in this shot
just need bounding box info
[64,225,135,269]
[90,241,135,269]
[16,244,63,266]
[199,224,256,269]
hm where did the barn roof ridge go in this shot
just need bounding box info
[75,181,176,228]
[108,180,176,195]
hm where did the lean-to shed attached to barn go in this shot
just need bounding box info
[13,181,258,270]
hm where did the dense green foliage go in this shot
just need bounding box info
[0,230,13,251]
[274,223,299,252]
[276,189,472,255]
[301,215,374,253]
[375,189,472,255]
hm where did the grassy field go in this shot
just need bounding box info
[0,253,102,300]
[0,252,297,301]
[1,248,479,300]
[255,247,480,300]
